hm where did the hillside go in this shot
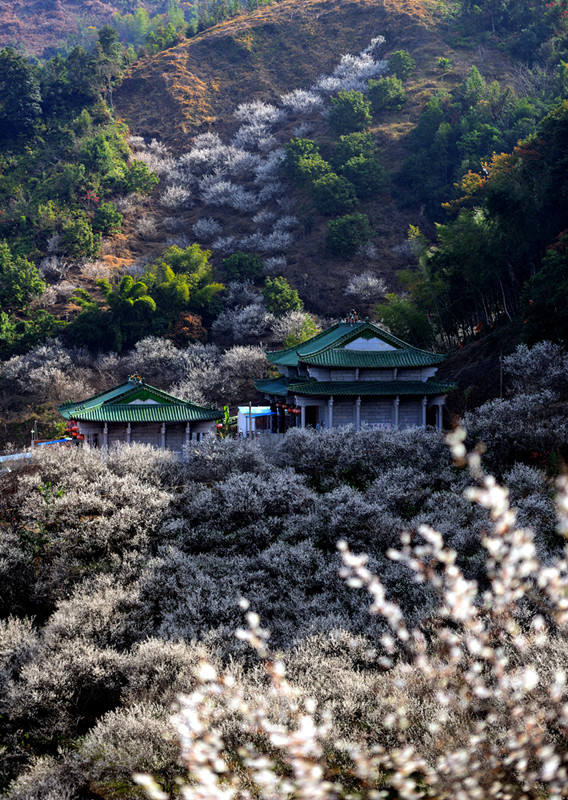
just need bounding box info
[0,0,131,55]
[113,0,512,317]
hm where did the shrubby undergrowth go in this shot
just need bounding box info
[2,342,568,797]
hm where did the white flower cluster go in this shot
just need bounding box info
[200,176,262,212]
[314,50,388,94]
[192,216,222,241]
[129,137,174,176]
[280,89,324,113]
[344,270,387,301]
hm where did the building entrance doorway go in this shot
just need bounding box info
[305,406,319,428]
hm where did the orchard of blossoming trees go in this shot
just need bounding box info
[1,341,568,798]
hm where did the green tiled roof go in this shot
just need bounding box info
[254,377,290,397]
[285,380,456,397]
[68,405,222,423]
[265,320,447,368]
[301,349,445,368]
[58,379,222,423]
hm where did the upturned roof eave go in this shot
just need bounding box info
[58,380,222,421]
[265,320,448,367]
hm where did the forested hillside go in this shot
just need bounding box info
[3,2,568,798]
[1,0,568,436]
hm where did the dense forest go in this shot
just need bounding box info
[2,0,568,797]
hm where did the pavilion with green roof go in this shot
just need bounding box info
[58,375,222,452]
[255,318,455,432]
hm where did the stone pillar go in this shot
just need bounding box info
[185,422,190,447]
[327,396,334,429]
[355,368,360,380]
[393,368,398,379]
[160,423,166,449]
[393,396,400,429]
[300,405,306,429]
[436,405,442,432]
[103,422,108,449]
[126,422,131,444]
[355,396,361,431]
[421,396,428,429]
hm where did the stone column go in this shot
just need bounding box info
[436,405,442,432]
[126,422,131,444]
[160,423,166,449]
[421,396,427,429]
[300,405,306,429]
[327,396,334,429]
[355,396,361,431]
[392,396,400,429]
[103,422,108,449]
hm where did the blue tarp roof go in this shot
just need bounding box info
[238,407,275,417]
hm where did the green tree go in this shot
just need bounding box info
[312,173,358,215]
[327,213,372,257]
[92,201,123,235]
[522,233,568,343]
[368,76,406,113]
[80,134,115,173]
[60,214,100,259]
[0,48,42,140]
[146,244,223,321]
[436,57,453,81]
[0,241,45,311]
[94,26,125,108]
[328,91,372,134]
[124,160,160,194]
[375,293,433,346]
[388,50,416,80]
[263,276,303,317]
[283,139,331,186]
[341,155,388,198]
[333,132,376,167]
[223,251,264,282]
[98,275,157,350]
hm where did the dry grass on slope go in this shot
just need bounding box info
[115,0,441,148]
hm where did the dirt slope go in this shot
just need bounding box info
[116,0,440,147]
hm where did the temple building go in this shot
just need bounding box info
[58,376,222,452]
[255,318,454,432]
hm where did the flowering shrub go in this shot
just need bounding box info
[39,255,70,281]
[159,185,192,209]
[344,270,387,301]
[1,418,567,798]
[136,215,159,239]
[280,89,324,113]
[132,433,568,800]
[200,177,261,212]
[503,340,568,397]
[254,149,285,183]
[234,101,286,126]
[211,303,275,344]
[315,50,388,95]
[263,255,287,273]
[192,217,223,241]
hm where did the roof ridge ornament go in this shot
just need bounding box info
[128,374,144,385]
